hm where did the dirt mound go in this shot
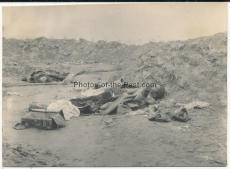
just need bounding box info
[123,32,227,105]
[3,36,139,67]
[3,32,227,105]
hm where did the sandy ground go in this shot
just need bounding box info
[2,33,227,167]
[2,62,227,167]
[2,82,227,167]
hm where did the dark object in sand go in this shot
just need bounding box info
[21,77,27,81]
[16,110,66,130]
[29,70,67,83]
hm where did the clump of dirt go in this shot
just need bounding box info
[3,143,64,167]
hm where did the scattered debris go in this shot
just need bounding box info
[15,82,192,132]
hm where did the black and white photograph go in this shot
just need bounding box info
[2,3,227,167]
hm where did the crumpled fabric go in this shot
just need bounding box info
[70,90,113,113]
[147,104,159,113]
[173,108,191,122]
[47,100,80,120]
[117,104,131,114]
[160,99,175,108]
[155,112,172,122]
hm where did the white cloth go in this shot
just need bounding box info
[47,100,80,120]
